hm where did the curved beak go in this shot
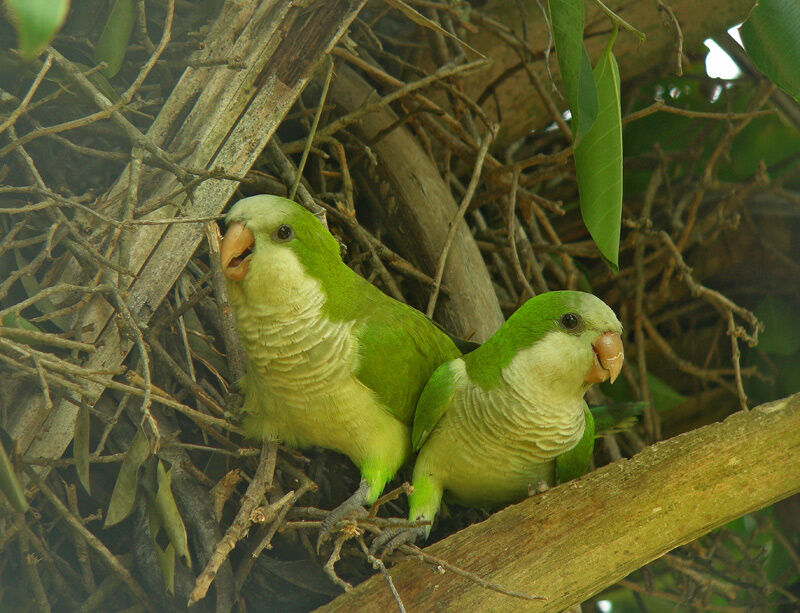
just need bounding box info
[586,331,624,384]
[220,222,255,281]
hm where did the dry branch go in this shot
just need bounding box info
[321,394,800,612]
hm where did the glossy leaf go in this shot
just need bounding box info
[574,32,622,271]
[740,0,800,102]
[94,0,136,78]
[105,428,151,527]
[154,461,190,567]
[73,401,90,494]
[548,0,598,143]
[4,0,70,60]
[0,439,28,513]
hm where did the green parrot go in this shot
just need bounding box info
[372,290,624,552]
[219,195,461,549]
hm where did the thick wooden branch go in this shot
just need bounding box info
[321,394,800,612]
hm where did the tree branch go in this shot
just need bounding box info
[321,394,800,611]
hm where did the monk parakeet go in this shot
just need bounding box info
[373,290,624,552]
[219,195,461,549]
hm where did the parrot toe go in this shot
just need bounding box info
[527,480,550,496]
[370,525,426,557]
[316,481,371,554]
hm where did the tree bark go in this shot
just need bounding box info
[320,394,800,612]
[463,0,755,144]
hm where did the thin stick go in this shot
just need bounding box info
[24,467,157,612]
[506,166,536,299]
[426,125,496,317]
[291,57,335,200]
[188,443,277,606]
[0,51,54,136]
[727,312,748,412]
[358,537,406,613]
[400,543,546,601]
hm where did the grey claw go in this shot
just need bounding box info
[316,500,368,555]
[370,526,425,557]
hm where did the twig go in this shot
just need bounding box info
[634,169,662,441]
[204,223,247,383]
[284,60,490,155]
[590,0,646,41]
[323,535,353,591]
[358,537,406,613]
[24,467,157,612]
[506,166,536,299]
[188,443,277,606]
[0,51,54,137]
[292,56,335,200]
[655,0,684,76]
[19,516,51,613]
[726,312,748,412]
[623,99,775,126]
[400,543,547,601]
[426,124,497,317]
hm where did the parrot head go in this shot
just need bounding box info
[220,195,341,305]
[467,291,624,397]
[512,290,623,391]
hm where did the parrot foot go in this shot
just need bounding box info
[316,480,370,554]
[527,480,550,496]
[369,525,426,557]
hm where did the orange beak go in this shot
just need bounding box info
[585,331,624,384]
[220,222,255,281]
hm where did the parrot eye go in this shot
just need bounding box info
[274,224,294,242]
[560,312,582,331]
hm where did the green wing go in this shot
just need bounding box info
[555,403,595,484]
[411,360,458,451]
[352,291,460,426]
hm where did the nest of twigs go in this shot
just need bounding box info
[1,0,799,611]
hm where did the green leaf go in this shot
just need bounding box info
[548,0,598,144]
[740,0,800,102]
[147,499,176,595]
[1,312,40,332]
[73,401,90,494]
[155,542,176,595]
[4,0,70,60]
[0,439,28,513]
[154,461,190,567]
[105,427,151,527]
[93,0,136,78]
[574,31,622,271]
[754,295,800,356]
